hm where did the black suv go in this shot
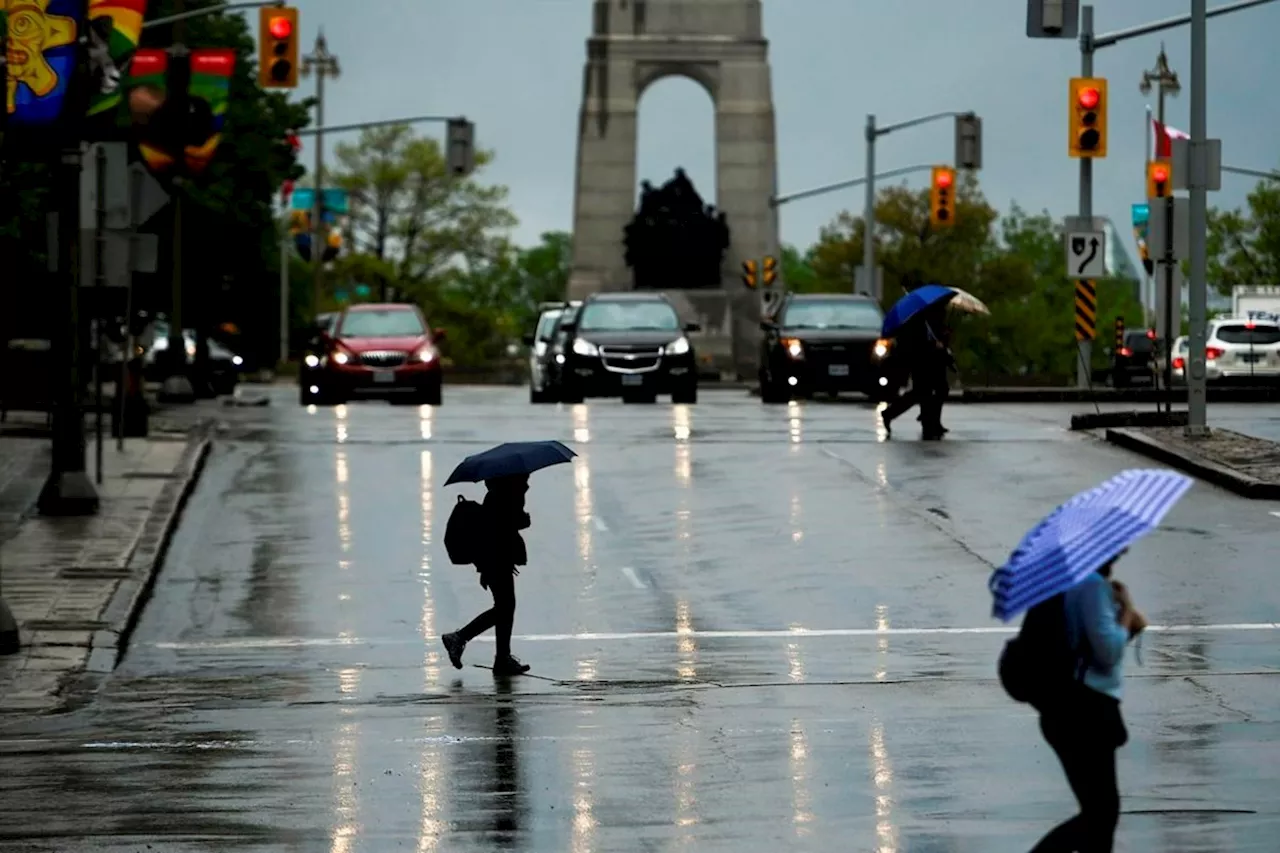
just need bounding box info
[553,293,700,403]
[759,293,894,403]
[1111,329,1156,387]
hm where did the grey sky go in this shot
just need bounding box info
[274,1,1280,254]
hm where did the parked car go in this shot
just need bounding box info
[1204,318,1280,384]
[302,303,445,406]
[524,301,578,404]
[550,292,699,404]
[757,293,893,403]
[1110,329,1157,387]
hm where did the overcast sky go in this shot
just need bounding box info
[270,0,1280,254]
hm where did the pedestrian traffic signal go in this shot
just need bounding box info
[762,255,778,287]
[929,166,956,227]
[1146,160,1172,198]
[258,6,299,89]
[742,259,758,289]
[1068,77,1107,157]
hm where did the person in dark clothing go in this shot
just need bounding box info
[1032,553,1147,853]
[881,304,952,439]
[441,474,532,676]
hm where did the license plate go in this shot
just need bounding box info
[1241,353,1261,363]
[372,370,396,383]
[621,374,644,386]
[828,364,850,376]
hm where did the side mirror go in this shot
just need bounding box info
[433,327,447,341]
[684,322,701,333]
[522,333,535,346]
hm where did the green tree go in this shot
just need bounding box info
[1206,176,1280,294]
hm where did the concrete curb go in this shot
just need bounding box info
[88,424,214,672]
[1069,410,1189,431]
[958,387,1280,404]
[1104,427,1280,500]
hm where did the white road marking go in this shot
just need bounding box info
[592,515,609,532]
[1270,511,1280,519]
[620,566,646,589]
[152,622,1280,650]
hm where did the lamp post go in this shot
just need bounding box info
[301,32,340,319]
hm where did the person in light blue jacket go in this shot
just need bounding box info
[1032,553,1148,853]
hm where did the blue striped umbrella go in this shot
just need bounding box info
[989,469,1193,621]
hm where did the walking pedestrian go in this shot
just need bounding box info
[441,473,533,676]
[1030,553,1147,853]
[881,303,952,439]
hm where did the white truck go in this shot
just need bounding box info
[1232,285,1280,324]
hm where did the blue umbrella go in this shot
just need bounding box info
[445,440,577,486]
[881,284,958,337]
[989,469,1193,622]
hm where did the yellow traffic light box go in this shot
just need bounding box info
[762,255,778,287]
[1146,160,1172,198]
[259,6,300,88]
[742,259,758,289]
[1069,77,1107,158]
[930,166,956,227]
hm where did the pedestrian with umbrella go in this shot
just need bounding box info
[991,469,1190,852]
[440,440,576,676]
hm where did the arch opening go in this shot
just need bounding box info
[635,74,717,207]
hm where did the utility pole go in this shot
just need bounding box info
[1140,45,1180,399]
[302,32,339,319]
[1076,5,1096,390]
[159,1,196,402]
[1187,0,1209,433]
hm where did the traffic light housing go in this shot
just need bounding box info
[259,6,299,88]
[1069,77,1107,157]
[1146,160,1172,198]
[742,259,758,289]
[929,166,957,227]
[446,118,476,177]
[762,255,778,287]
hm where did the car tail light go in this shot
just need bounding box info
[1173,357,1185,370]
[1205,347,1224,360]
[1117,347,1133,357]
[1146,329,1156,339]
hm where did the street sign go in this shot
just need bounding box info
[1065,230,1106,278]
[130,163,171,225]
[1148,198,1190,260]
[1170,137,1223,192]
[1027,0,1079,38]
[80,232,159,288]
[81,143,131,230]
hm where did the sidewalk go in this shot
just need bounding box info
[0,420,211,715]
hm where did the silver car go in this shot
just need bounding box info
[1204,318,1280,383]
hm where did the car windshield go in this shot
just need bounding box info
[1216,324,1280,345]
[535,310,563,340]
[339,309,424,338]
[579,301,679,332]
[782,300,883,329]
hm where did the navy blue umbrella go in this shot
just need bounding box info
[881,284,957,337]
[445,440,577,486]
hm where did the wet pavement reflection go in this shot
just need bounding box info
[1,389,1278,851]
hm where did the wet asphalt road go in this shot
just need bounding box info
[2,388,1279,852]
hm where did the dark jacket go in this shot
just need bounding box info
[474,492,529,585]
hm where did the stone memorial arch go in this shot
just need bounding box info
[568,0,780,378]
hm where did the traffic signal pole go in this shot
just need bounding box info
[1077,7,1095,390]
[302,33,340,319]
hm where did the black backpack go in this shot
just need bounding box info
[444,496,485,565]
[998,593,1084,710]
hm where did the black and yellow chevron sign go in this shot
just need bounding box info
[1075,279,1097,342]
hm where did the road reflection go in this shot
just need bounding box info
[790,718,814,835]
[419,450,440,687]
[570,712,597,853]
[788,400,803,448]
[489,680,524,848]
[673,707,700,844]
[330,669,362,853]
[869,601,898,851]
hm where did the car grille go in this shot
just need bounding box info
[803,342,874,369]
[600,346,661,373]
[357,350,407,368]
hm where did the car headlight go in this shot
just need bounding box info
[332,350,351,365]
[572,338,598,356]
[231,355,244,366]
[665,336,690,355]
[304,354,320,368]
[555,353,566,364]
[782,337,804,359]
[415,346,437,363]
[873,338,890,359]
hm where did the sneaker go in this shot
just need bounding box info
[441,632,465,670]
[492,655,531,676]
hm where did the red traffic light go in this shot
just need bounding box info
[268,15,293,39]
[1077,87,1100,109]
[935,171,953,188]
[1152,165,1168,183]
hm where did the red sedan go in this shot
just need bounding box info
[302,303,445,406]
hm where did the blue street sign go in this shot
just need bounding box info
[355,284,371,297]
[1131,203,1149,228]
[291,188,349,215]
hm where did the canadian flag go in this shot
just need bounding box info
[1153,119,1191,158]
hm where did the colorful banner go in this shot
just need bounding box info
[182,47,233,175]
[4,0,85,129]
[124,46,172,172]
[85,0,146,117]
[1131,203,1150,271]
